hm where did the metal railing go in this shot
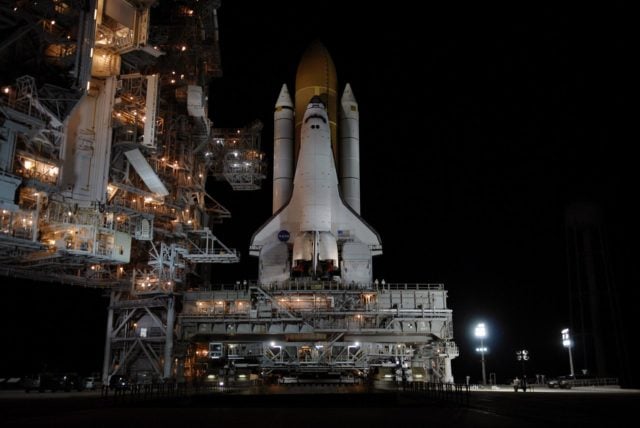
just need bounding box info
[403,381,470,406]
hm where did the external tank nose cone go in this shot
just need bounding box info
[295,41,337,97]
[294,41,338,162]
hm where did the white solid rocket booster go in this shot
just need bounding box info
[339,83,361,214]
[272,84,294,213]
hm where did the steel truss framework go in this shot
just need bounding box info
[0,0,266,385]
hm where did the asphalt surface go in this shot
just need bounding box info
[0,386,638,427]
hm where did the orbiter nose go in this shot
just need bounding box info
[308,95,325,106]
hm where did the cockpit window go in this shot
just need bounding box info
[304,114,327,124]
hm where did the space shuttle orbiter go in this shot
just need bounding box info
[250,42,381,286]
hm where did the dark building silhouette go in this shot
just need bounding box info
[565,202,630,384]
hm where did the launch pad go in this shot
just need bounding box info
[1,1,457,387]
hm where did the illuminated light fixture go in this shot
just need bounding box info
[87,81,91,91]
[475,322,488,386]
[50,20,55,25]
[3,87,9,94]
[24,160,33,169]
[561,328,575,377]
[90,47,93,57]
[181,46,187,51]
[94,9,97,20]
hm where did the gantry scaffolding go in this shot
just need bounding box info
[0,0,266,382]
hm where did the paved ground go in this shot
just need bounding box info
[0,385,638,427]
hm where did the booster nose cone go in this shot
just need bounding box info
[275,84,293,109]
[340,83,356,105]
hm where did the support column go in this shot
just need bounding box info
[102,291,115,384]
[443,357,453,384]
[31,192,41,242]
[163,294,176,379]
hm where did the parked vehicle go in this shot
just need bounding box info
[24,373,63,392]
[108,375,131,390]
[84,376,101,390]
[24,372,85,393]
[547,376,573,389]
[60,373,83,392]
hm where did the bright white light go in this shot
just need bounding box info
[562,328,571,347]
[474,323,487,338]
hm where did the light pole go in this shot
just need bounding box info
[474,323,487,385]
[562,328,575,377]
[516,349,529,391]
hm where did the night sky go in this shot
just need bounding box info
[1,2,635,385]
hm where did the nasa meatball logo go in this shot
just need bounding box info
[277,230,290,242]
